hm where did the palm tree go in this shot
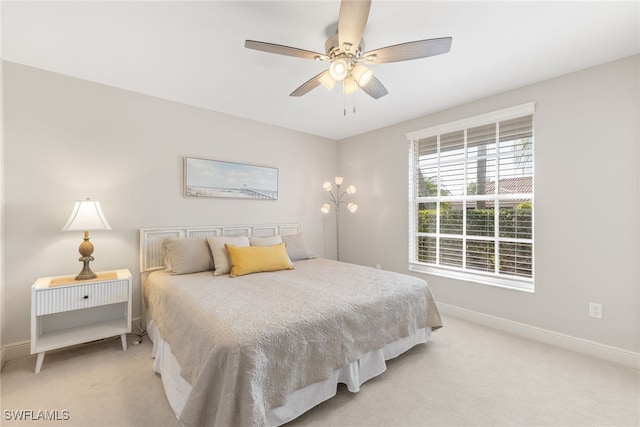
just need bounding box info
[514,137,533,175]
[476,144,487,208]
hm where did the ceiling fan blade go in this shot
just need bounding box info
[290,71,328,97]
[338,0,371,54]
[360,75,388,99]
[245,40,327,61]
[363,37,452,64]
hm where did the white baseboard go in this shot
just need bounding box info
[1,317,145,369]
[1,340,30,369]
[438,303,639,369]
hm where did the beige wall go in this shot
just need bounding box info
[3,56,639,355]
[338,55,640,352]
[2,62,337,345]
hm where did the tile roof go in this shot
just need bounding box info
[483,176,533,195]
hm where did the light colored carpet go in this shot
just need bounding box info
[1,315,638,426]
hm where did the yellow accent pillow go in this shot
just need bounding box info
[225,243,294,277]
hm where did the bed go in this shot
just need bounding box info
[140,224,442,426]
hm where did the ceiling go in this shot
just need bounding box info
[2,1,639,140]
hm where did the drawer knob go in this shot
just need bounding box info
[83,295,89,299]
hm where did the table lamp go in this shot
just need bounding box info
[61,198,112,280]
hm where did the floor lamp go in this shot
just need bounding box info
[321,176,358,261]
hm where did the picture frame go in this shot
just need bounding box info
[184,157,278,200]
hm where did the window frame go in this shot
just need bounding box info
[407,102,535,293]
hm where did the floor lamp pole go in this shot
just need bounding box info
[321,178,357,263]
[336,204,341,261]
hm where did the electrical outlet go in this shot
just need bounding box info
[589,303,603,319]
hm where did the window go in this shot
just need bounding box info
[407,103,535,292]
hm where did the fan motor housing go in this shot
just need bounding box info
[324,34,365,60]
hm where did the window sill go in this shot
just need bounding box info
[409,263,534,293]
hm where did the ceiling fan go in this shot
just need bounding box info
[245,0,452,99]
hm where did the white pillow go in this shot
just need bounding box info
[282,234,315,261]
[163,238,213,275]
[249,235,282,247]
[207,235,250,276]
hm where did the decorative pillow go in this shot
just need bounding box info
[249,235,282,247]
[163,238,213,275]
[207,235,250,276]
[282,234,315,261]
[225,243,294,277]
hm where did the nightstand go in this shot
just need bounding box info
[30,269,132,373]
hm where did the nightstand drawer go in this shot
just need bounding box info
[36,280,129,315]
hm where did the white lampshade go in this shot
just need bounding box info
[347,203,358,213]
[351,64,373,87]
[346,185,357,195]
[334,176,344,185]
[321,203,331,214]
[319,72,337,91]
[329,58,348,81]
[342,76,357,95]
[323,181,332,192]
[62,199,112,231]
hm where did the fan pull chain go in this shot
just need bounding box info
[343,93,357,117]
[344,92,347,116]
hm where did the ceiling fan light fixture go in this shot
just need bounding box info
[351,64,373,86]
[245,1,452,100]
[329,58,348,81]
[343,76,358,95]
[319,73,337,91]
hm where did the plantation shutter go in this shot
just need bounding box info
[499,115,533,142]
[408,102,535,292]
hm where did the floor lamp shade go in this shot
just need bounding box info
[62,199,111,280]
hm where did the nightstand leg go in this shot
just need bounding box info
[35,352,45,374]
[120,334,127,351]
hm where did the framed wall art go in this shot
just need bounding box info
[184,157,278,200]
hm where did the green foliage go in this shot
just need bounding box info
[417,206,533,277]
[517,200,533,210]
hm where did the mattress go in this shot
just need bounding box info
[143,258,442,426]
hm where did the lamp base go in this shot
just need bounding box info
[75,233,97,280]
[75,258,97,280]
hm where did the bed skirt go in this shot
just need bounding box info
[147,320,431,426]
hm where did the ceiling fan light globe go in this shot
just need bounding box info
[343,76,358,95]
[352,64,373,87]
[321,203,331,214]
[319,73,337,91]
[347,203,358,213]
[323,181,332,192]
[329,59,348,81]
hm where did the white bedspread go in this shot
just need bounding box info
[143,258,442,426]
